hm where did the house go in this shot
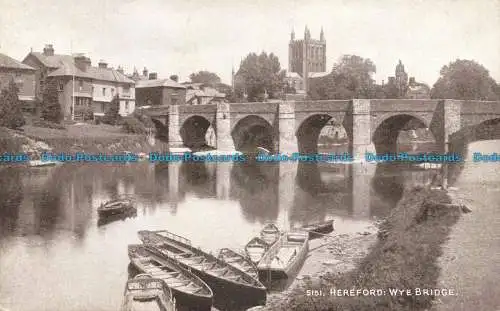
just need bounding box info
[135,75,186,107]
[406,77,430,99]
[0,52,36,111]
[22,44,135,120]
[182,83,226,105]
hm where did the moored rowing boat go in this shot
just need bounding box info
[138,230,267,310]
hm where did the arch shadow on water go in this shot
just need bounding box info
[179,162,216,198]
[230,162,279,224]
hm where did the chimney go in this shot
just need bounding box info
[148,72,158,80]
[143,67,148,77]
[117,66,124,74]
[98,60,108,69]
[74,54,91,72]
[43,44,54,56]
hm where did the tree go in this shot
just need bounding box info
[214,83,237,102]
[103,94,121,125]
[41,78,62,123]
[169,75,179,82]
[0,80,25,129]
[431,59,499,100]
[307,55,377,100]
[189,71,221,87]
[235,52,286,102]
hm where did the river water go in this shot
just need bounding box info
[0,144,442,311]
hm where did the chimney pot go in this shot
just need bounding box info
[43,44,55,56]
[98,60,108,69]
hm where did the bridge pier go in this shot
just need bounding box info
[216,162,232,200]
[279,101,298,154]
[278,161,298,230]
[216,102,236,151]
[168,105,183,149]
[351,99,374,160]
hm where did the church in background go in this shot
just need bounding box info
[285,26,329,97]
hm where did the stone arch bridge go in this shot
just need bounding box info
[142,99,500,156]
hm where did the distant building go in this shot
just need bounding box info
[182,83,226,105]
[0,52,36,111]
[386,60,430,99]
[23,44,135,120]
[128,67,150,82]
[135,75,186,107]
[285,26,328,94]
[407,77,430,99]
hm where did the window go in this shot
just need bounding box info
[102,88,106,96]
[111,88,115,96]
[101,103,105,112]
[79,80,83,91]
[92,86,94,94]
[125,101,129,111]
[59,81,64,91]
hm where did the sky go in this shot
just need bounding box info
[0,0,499,86]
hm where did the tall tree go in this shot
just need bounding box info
[331,55,376,99]
[103,94,121,125]
[235,52,285,102]
[0,80,25,129]
[41,79,62,123]
[189,71,221,87]
[431,59,499,100]
[307,55,377,100]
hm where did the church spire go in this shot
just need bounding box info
[291,28,295,41]
[304,25,310,40]
[320,26,325,41]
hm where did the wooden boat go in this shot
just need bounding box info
[259,223,281,245]
[97,208,137,226]
[244,237,269,265]
[138,230,267,309]
[301,219,334,239]
[217,248,258,280]
[121,273,177,311]
[257,231,309,279]
[28,159,58,167]
[97,198,135,217]
[128,244,213,311]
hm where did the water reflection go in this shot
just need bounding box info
[0,158,441,311]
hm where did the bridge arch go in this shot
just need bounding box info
[180,115,215,149]
[231,115,276,153]
[296,114,349,154]
[372,113,437,154]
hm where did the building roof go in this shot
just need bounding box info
[136,78,186,89]
[286,72,301,78]
[29,52,134,83]
[0,53,35,70]
[308,72,329,78]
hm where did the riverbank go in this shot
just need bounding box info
[260,186,464,311]
[0,124,168,159]
[431,141,500,311]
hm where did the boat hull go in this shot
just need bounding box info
[140,231,267,310]
[303,220,334,239]
[130,259,212,311]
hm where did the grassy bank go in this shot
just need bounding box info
[265,187,462,311]
[0,124,168,156]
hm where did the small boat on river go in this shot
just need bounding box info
[128,244,213,311]
[244,237,270,265]
[217,248,258,280]
[97,198,136,217]
[257,231,309,279]
[138,230,267,309]
[259,223,281,245]
[300,219,334,239]
[121,273,177,311]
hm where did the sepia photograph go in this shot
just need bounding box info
[0,0,499,310]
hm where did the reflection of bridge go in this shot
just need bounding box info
[143,99,500,156]
[165,161,439,226]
